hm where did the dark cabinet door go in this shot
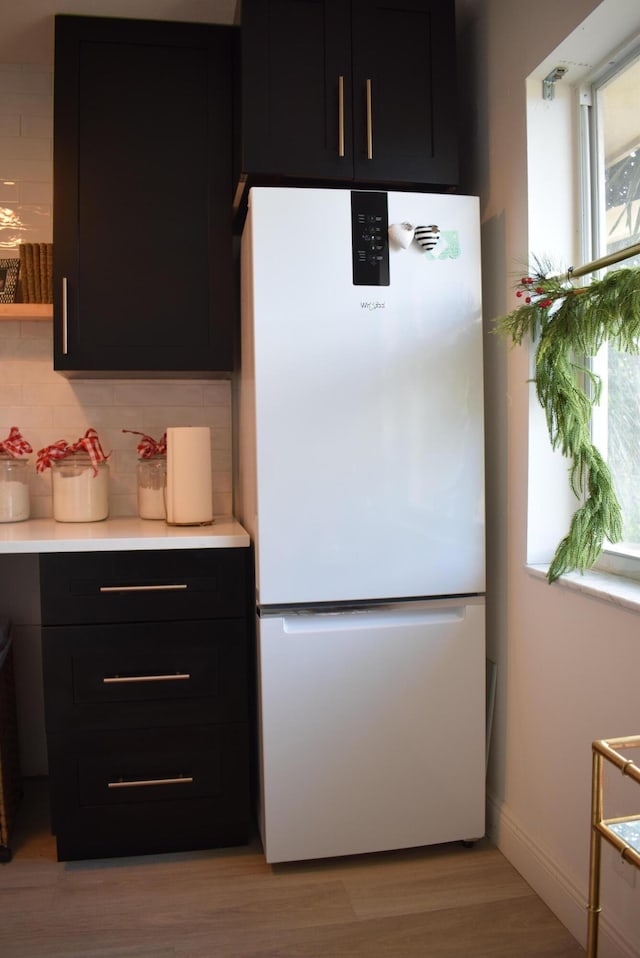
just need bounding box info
[54,16,234,376]
[240,0,458,189]
[351,0,458,186]
[241,0,352,180]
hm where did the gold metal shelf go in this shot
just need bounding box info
[587,735,640,957]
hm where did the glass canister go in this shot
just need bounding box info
[0,456,30,523]
[137,455,166,520]
[52,454,109,522]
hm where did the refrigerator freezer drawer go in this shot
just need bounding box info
[257,598,485,863]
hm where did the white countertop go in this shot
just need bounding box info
[0,516,250,553]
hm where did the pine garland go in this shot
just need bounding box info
[495,261,640,582]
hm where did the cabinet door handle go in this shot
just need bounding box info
[366,78,373,160]
[338,75,345,157]
[61,276,69,355]
[108,775,194,789]
[103,673,191,684]
[99,584,188,593]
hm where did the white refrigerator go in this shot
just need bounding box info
[236,187,485,864]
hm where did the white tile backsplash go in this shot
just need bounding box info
[0,325,233,520]
[0,65,234,520]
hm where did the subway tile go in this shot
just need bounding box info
[16,203,51,227]
[14,361,61,385]
[213,492,233,516]
[0,93,52,117]
[0,404,54,428]
[213,470,232,493]
[110,495,138,518]
[202,381,231,404]
[159,405,232,428]
[0,383,23,405]
[69,382,116,406]
[213,449,232,471]
[20,115,53,139]
[0,69,51,96]
[19,180,52,204]
[0,136,50,161]
[0,183,19,205]
[0,321,21,343]
[21,382,77,407]
[0,158,52,181]
[3,337,52,362]
[19,322,53,342]
[29,494,51,519]
[211,426,231,449]
[0,115,20,137]
[113,382,206,406]
[0,362,24,385]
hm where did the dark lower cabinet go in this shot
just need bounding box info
[53,16,236,377]
[40,548,252,862]
[239,0,458,191]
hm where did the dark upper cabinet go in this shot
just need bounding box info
[54,16,235,377]
[239,0,458,191]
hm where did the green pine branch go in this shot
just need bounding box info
[495,264,640,583]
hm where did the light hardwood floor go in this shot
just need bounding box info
[1,778,584,957]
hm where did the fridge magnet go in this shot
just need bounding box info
[388,222,415,249]
[0,259,19,303]
[422,230,462,261]
[414,225,441,252]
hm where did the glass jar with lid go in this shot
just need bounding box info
[0,456,30,523]
[137,455,166,519]
[51,454,109,522]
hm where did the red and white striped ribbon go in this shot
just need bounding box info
[0,427,33,458]
[36,428,110,475]
[122,429,167,459]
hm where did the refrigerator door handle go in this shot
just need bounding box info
[338,75,345,157]
[365,78,373,159]
[282,605,466,634]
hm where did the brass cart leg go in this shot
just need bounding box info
[587,748,604,957]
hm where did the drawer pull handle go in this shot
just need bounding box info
[108,775,194,789]
[99,584,188,593]
[103,673,191,684]
[62,276,69,355]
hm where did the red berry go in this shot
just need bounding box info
[525,296,531,303]
[516,290,522,297]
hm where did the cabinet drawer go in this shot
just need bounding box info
[40,548,249,625]
[47,723,250,860]
[42,619,247,730]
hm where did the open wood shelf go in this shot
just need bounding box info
[0,304,52,321]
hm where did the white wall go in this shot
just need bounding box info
[458,1,640,955]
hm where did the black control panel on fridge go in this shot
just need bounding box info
[351,192,390,286]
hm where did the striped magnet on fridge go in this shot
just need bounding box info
[414,225,440,252]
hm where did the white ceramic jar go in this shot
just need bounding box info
[52,454,109,522]
[0,456,30,522]
[137,455,166,520]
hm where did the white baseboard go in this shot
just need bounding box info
[486,792,636,958]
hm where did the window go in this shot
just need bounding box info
[584,47,640,568]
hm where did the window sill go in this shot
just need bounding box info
[527,564,640,614]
